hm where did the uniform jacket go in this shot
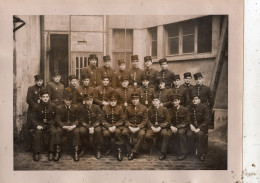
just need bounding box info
[26,84,45,112]
[115,86,135,107]
[169,85,187,106]
[136,86,155,108]
[125,103,148,129]
[188,103,209,131]
[168,105,190,129]
[129,67,143,87]
[102,105,125,129]
[78,104,102,128]
[93,85,114,106]
[154,88,172,108]
[147,105,171,128]
[55,104,79,128]
[143,67,158,87]
[31,102,56,128]
[81,66,102,87]
[179,83,193,106]
[46,82,64,105]
[100,66,116,88]
[155,69,174,88]
[115,69,130,88]
[63,86,80,104]
[76,85,95,104]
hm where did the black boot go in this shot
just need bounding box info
[48,152,53,161]
[117,148,123,161]
[33,153,39,162]
[54,145,61,161]
[73,146,79,162]
[79,146,86,157]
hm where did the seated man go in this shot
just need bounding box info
[31,89,56,162]
[168,95,190,160]
[78,94,103,159]
[102,94,125,161]
[145,94,171,160]
[187,95,209,161]
[54,94,81,162]
[154,78,172,108]
[122,93,147,160]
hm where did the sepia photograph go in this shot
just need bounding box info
[13,15,228,170]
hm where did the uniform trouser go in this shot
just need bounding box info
[171,128,187,155]
[145,128,171,154]
[54,127,81,147]
[25,110,33,147]
[103,128,124,150]
[122,127,145,154]
[79,126,103,151]
[187,129,207,156]
[33,125,56,153]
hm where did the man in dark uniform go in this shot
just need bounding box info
[78,94,103,159]
[179,72,193,106]
[187,95,209,161]
[143,56,158,88]
[188,72,214,111]
[31,89,56,162]
[154,78,172,108]
[102,94,125,161]
[100,55,116,88]
[136,75,155,109]
[76,74,95,105]
[145,94,171,160]
[115,59,130,88]
[25,74,45,151]
[46,70,64,106]
[81,54,102,87]
[169,95,190,160]
[54,94,81,162]
[115,75,135,110]
[154,58,174,89]
[93,75,114,109]
[129,55,143,88]
[63,75,80,105]
[122,93,148,160]
[170,74,187,106]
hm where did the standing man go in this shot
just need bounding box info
[81,54,102,87]
[102,94,125,161]
[168,95,190,160]
[100,55,116,88]
[54,94,81,162]
[115,59,130,88]
[115,75,135,110]
[188,72,214,111]
[63,75,79,104]
[78,94,103,159]
[31,89,56,162]
[170,74,187,106]
[145,94,171,160]
[179,72,193,106]
[25,74,45,151]
[129,55,143,88]
[136,75,155,109]
[122,93,148,160]
[187,95,209,161]
[76,74,95,105]
[46,70,64,106]
[155,58,174,89]
[143,56,158,88]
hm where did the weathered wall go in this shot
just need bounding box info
[13,16,41,140]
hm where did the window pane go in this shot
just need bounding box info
[76,69,79,79]
[113,29,125,50]
[152,40,157,57]
[183,22,195,35]
[125,29,133,50]
[84,57,87,67]
[168,37,179,55]
[125,52,132,69]
[76,57,79,68]
[149,27,157,40]
[80,57,83,68]
[168,25,179,37]
[183,35,195,53]
[198,16,212,53]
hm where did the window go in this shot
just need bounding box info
[165,16,212,56]
[75,56,88,79]
[148,27,157,57]
[113,29,133,70]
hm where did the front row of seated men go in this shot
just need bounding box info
[30,86,209,163]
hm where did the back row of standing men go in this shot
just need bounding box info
[26,54,214,163]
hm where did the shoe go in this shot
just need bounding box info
[128,152,135,160]
[159,154,166,160]
[73,146,79,162]
[96,151,102,159]
[177,155,187,161]
[104,149,110,156]
[199,154,206,161]
[33,153,39,162]
[126,151,131,158]
[54,145,61,161]
[79,147,86,157]
[48,152,54,161]
[117,149,123,161]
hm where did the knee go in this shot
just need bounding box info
[79,127,87,135]
[187,130,194,137]
[178,129,186,135]
[56,127,63,135]
[197,130,206,137]
[103,130,111,138]
[35,129,42,136]
[138,130,145,137]
[94,127,102,134]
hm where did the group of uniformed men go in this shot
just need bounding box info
[25,54,214,163]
